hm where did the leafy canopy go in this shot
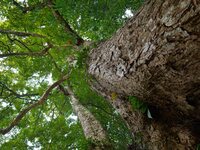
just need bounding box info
[0,0,143,149]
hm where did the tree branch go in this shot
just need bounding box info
[0,40,11,52]
[0,29,46,38]
[0,82,38,98]
[82,102,114,116]
[0,75,68,135]
[0,43,52,58]
[57,84,69,96]
[7,35,33,52]
[47,0,84,46]
[12,0,47,13]
[12,0,84,46]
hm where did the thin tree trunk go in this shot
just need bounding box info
[61,86,110,149]
[88,0,200,149]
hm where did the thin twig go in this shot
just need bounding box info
[0,29,46,38]
[7,35,33,52]
[0,43,52,58]
[0,82,38,98]
[82,102,114,116]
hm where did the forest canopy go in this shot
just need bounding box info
[0,0,144,149]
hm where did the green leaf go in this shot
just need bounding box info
[128,96,148,113]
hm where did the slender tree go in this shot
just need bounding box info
[59,85,109,149]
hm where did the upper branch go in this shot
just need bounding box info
[12,0,84,46]
[12,0,47,13]
[47,0,84,46]
[0,82,38,98]
[0,43,53,58]
[57,84,69,96]
[0,29,46,38]
[6,35,33,52]
[0,75,68,135]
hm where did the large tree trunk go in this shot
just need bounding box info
[88,0,200,149]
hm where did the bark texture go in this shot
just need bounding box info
[88,0,200,149]
[65,86,109,149]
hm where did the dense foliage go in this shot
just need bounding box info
[0,0,143,149]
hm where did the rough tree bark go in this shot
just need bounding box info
[60,85,109,149]
[88,0,200,149]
